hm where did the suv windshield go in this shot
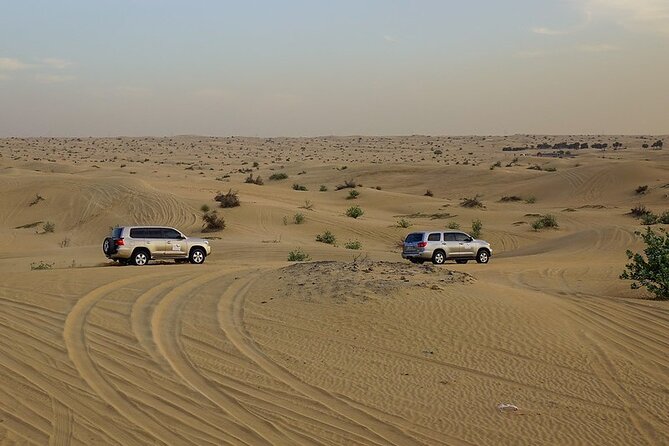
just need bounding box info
[405,233,424,243]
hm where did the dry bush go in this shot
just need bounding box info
[215,189,240,208]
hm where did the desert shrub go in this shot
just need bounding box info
[344,240,362,250]
[245,173,264,185]
[630,205,651,218]
[397,218,412,228]
[252,161,259,168]
[269,172,288,181]
[29,194,45,206]
[319,185,328,192]
[499,196,523,202]
[215,189,240,208]
[43,221,55,233]
[659,211,669,225]
[31,261,54,270]
[202,210,225,232]
[490,160,502,170]
[424,189,434,197]
[300,200,314,211]
[315,230,336,245]
[531,214,559,231]
[200,204,210,213]
[636,185,649,195]
[620,227,669,300]
[347,189,360,199]
[641,212,658,225]
[460,195,484,208]
[292,183,308,191]
[544,166,557,172]
[346,205,364,219]
[335,179,357,190]
[471,219,483,238]
[293,213,305,224]
[282,216,289,226]
[525,196,537,204]
[287,249,310,262]
[447,221,460,230]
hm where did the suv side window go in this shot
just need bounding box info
[455,233,471,242]
[427,233,441,242]
[444,233,457,241]
[162,228,182,239]
[129,228,147,238]
[146,228,163,239]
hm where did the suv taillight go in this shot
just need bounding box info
[417,241,428,248]
[115,238,125,246]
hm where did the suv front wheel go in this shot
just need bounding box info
[189,248,206,264]
[476,249,490,264]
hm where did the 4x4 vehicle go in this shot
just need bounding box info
[103,226,211,266]
[402,231,492,265]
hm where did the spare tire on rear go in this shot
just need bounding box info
[102,237,113,255]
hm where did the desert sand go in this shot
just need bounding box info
[0,135,667,445]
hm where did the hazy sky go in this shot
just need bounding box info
[0,0,667,137]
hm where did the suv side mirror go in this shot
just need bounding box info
[466,237,473,242]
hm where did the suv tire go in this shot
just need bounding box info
[103,237,114,255]
[476,249,490,264]
[132,249,150,266]
[189,248,206,265]
[432,250,446,265]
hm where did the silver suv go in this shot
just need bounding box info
[103,226,211,266]
[402,231,492,265]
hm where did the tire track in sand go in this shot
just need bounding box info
[49,398,72,446]
[150,271,293,446]
[64,272,194,446]
[218,272,424,446]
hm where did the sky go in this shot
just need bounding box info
[0,0,667,137]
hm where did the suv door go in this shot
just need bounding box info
[145,228,167,257]
[162,228,188,257]
[455,232,476,257]
[426,232,442,254]
[443,233,461,257]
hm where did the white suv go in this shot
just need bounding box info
[402,231,492,265]
[103,226,211,266]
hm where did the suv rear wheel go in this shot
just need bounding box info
[132,249,150,266]
[432,250,446,265]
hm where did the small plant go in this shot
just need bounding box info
[490,160,502,170]
[202,210,225,232]
[346,205,364,219]
[293,213,305,224]
[397,218,412,228]
[300,200,314,211]
[525,196,537,204]
[316,230,337,245]
[471,219,483,238]
[287,249,310,262]
[31,261,54,270]
[620,227,669,300]
[29,194,45,206]
[42,221,55,233]
[635,185,649,195]
[292,183,308,191]
[641,212,658,225]
[215,189,240,208]
[200,204,210,213]
[319,185,328,192]
[447,221,460,230]
[269,172,288,181]
[659,211,669,224]
[424,189,434,197]
[499,196,523,202]
[630,205,651,218]
[460,195,484,208]
[335,179,357,190]
[252,161,259,168]
[531,214,559,231]
[544,166,557,172]
[282,216,289,226]
[347,189,360,200]
[244,173,264,185]
[344,240,362,250]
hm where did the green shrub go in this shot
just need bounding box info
[659,211,669,224]
[347,189,360,200]
[287,249,310,262]
[43,221,55,233]
[244,173,264,185]
[200,204,211,213]
[397,218,412,228]
[641,212,658,225]
[31,261,54,270]
[269,172,288,181]
[344,240,362,250]
[531,214,559,231]
[315,230,336,245]
[346,205,364,219]
[447,221,460,230]
[319,185,328,192]
[471,219,483,238]
[620,227,669,299]
[525,196,537,204]
[293,213,305,224]
[630,205,651,218]
[202,210,225,232]
[292,183,308,191]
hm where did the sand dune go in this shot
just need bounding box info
[0,135,667,445]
